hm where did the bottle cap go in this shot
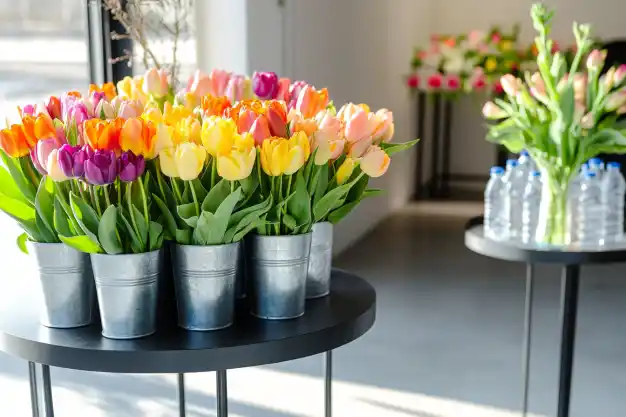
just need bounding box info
[530,171,541,177]
[520,150,529,157]
[584,171,597,178]
[506,159,518,167]
[490,166,504,175]
[589,157,602,166]
[607,161,621,169]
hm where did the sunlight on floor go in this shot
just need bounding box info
[0,366,546,417]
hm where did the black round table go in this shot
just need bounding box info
[465,217,626,417]
[0,268,376,417]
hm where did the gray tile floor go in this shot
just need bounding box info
[1,212,626,416]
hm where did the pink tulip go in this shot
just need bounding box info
[225,74,245,102]
[349,136,373,159]
[360,145,390,178]
[249,115,271,146]
[445,74,461,91]
[605,90,626,111]
[491,33,502,44]
[237,109,257,133]
[586,50,607,72]
[500,74,520,96]
[427,73,443,90]
[275,77,291,102]
[89,91,105,111]
[19,104,36,117]
[407,74,420,89]
[209,69,232,97]
[482,102,508,119]
[468,30,484,47]
[118,100,143,119]
[372,109,394,143]
[344,107,378,144]
[581,112,595,129]
[529,72,548,103]
[288,81,308,109]
[573,73,587,103]
[144,68,169,97]
[614,64,626,86]
[187,70,212,97]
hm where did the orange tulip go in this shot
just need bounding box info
[120,118,157,158]
[83,118,123,152]
[249,114,271,146]
[89,82,117,100]
[0,124,31,157]
[33,114,57,140]
[295,85,329,118]
[265,100,287,136]
[201,94,232,117]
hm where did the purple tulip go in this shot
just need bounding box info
[117,151,145,183]
[58,144,88,178]
[288,80,308,109]
[252,71,279,100]
[84,149,117,185]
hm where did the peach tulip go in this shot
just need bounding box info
[295,85,329,118]
[144,68,169,97]
[360,145,390,178]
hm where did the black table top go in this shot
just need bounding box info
[465,217,626,265]
[0,269,376,374]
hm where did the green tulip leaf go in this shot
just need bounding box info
[0,192,36,222]
[98,205,123,255]
[192,211,216,245]
[16,232,29,254]
[131,205,149,248]
[190,179,209,204]
[154,194,177,239]
[380,139,420,156]
[0,165,30,204]
[176,228,191,245]
[117,209,142,253]
[346,174,369,203]
[313,175,362,223]
[35,210,58,243]
[287,172,311,229]
[53,197,73,237]
[303,148,317,185]
[328,201,359,224]
[35,177,56,238]
[283,213,297,231]
[177,203,199,227]
[70,192,100,237]
[202,179,230,213]
[224,195,273,243]
[0,150,36,203]
[232,216,265,242]
[148,221,164,251]
[59,234,103,254]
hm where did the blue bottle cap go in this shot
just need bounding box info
[530,171,541,177]
[607,161,621,169]
[490,166,504,175]
[584,171,597,178]
[506,159,518,167]
[589,158,602,166]
[519,150,529,157]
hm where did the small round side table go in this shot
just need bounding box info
[465,216,626,417]
[0,268,376,417]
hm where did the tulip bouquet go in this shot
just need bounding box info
[483,3,626,245]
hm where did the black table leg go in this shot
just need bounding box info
[216,370,228,417]
[430,93,442,198]
[441,99,453,198]
[414,92,426,200]
[28,362,39,417]
[41,365,54,417]
[522,265,534,416]
[557,265,580,417]
[178,373,186,417]
[325,350,332,417]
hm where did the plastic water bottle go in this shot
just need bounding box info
[601,162,625,244]
[568,165,589,244]
[484,166,507,240]
[588,158,605,179]
[517,150,535,180]
[522,171,542,244]
[577,171,603,247]
[504,159,524,240]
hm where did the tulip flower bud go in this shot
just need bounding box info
[605,90,626,111]
[95,100,115,119]
[117,151,146,182]
[288,81,308,109]
[46,96,62,120]
[482,102,508,119]
[614,64,626,87]
[201,117,237,157]
[20,104,36,117]
[601,67,616,91]
[159,143,206,180]
[556,74,569,93]
[586,49,607,72]
[361,145,390,178]
[249,115,271,146]
[529,72,548,103]
[500,74,521,97]
[252,71,279,100]
[84,149,118,185]
[218,147,256,181]
[275,77,291,102]
[580,112,595,129]
[144,68,169,98]
[336,157,357,185]
[188,69,212,97]
[58,144,87,178]
[407,74,420,89]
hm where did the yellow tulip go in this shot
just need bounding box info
[336,157,357,185]
[155,117,201,155]
[201,116,237,156]
[163,102,194,126]
[218,147,256,181]
[260,137,306,176]
[159,142,206,180]
[288,131,311,163]
[360,145,390,178]
[116,76,148,105]
[234,132,254,152]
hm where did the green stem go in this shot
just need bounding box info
[58,182,80,233]
[77,182,88,204]
[172,179,183,204]
[127,182,141,242]
[256,153,265,197]
[189,181,200,217]
[278,175,283,234]
[138,177,150,226]
[90,185,102,217]
[155,162,167,202]
[103,185,112,207]
[230,180,235,194]
[211,157,217,189]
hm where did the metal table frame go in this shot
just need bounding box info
[465,217,626,417]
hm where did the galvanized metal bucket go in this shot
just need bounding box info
[306,222,333,298]
[91,249,161,339]
[28,242,94,328]
[248,233,312,320]
[235,241,247,299]
[172,242,239,331]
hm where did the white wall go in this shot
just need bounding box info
[434,0,626,179]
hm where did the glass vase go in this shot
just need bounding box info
[535,177,570,246]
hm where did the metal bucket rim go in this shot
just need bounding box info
[250,232,312,241]
[26,241,69,248]
[175,241,240,250]
[91,248,162,260]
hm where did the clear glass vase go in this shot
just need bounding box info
[534,176,570,246]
